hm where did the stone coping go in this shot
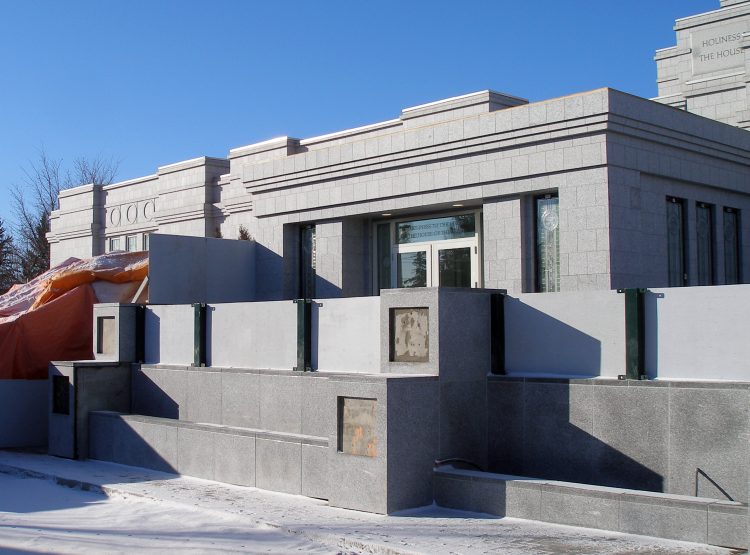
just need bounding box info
[435,466,747,549]
[487,375,750,389]
[92,411,328,448]
[436,466,745,509]
[137,363,437,382]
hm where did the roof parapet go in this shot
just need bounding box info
[400,90,528,122]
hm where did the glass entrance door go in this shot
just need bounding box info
[395,241,477,288]
[387,212,480,289]
[436,242,473,287]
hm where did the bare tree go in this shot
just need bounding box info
[0,217,16,294]
[11,150,119,281]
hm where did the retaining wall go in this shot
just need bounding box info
[487,376,749,503]
[434,467,747,549]
[0,380,48,448]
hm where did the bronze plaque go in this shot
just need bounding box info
[338,397,377,457]
[390,307,429,362]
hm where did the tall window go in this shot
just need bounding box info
[376,223,391,291]
[142,233,150,251]
[667,197,687,287]
[126,235,138,252]
[300,225,316,298]
[109,237,121,252]
[695,202,713,285]
[536,194,560,292]
[724,207,740,284]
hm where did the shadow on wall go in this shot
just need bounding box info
[131,369,180,420]
[254,242,341,301]
[144,312,160,365]
[90,415,178,475]
[504,298,602,377]
[488,379,664,492]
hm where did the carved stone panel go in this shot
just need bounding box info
[390,307,429,362]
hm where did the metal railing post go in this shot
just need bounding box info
[192,303,207,367]
[293,299,312,372]
[619,288,646,380]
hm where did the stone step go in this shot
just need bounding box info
[434,466,747,550]
[88,411,328,499]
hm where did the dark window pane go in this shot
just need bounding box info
[667,198,685,287]
[438,247,471,287]
[724,208,740,285]
[696,203,713,286]
[377,223,391,290]
[300,225,316,298]
[397,251,427,288]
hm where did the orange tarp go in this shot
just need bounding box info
[0,251,148,380]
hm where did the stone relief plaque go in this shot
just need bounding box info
[691,22,747,76]
[338,397,377,457]
[390,307,429,362]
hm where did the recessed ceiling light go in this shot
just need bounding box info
[452,203,464,207]
[381,213,392,216]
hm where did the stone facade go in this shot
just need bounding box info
[654,0,750,128]
[49,88,750,297]
[49,1,750,297]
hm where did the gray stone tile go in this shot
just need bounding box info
[470,477,507,516]
[256,438,301,495]
[387,379,440,512]
[132,367,187,419]
[434,475,473,511]
[708,502,748,549]
[185,370,222,425]
[300,375,329,438]
[259,374,302,434]
[523,382,600,484]
[221,371,260,429]
[619,496,709,544]
[87,413,114,462]
[325,377,388,514]
[115,420,178,474]
[301,444,328,500]
[540,484,620,531]
[177,427,216,480]
[214,432,255,487]
[487,380,524,475]
[505,480,542,520]
[591,385,667,491]
[438,381,486,466]
[668,387,748,502]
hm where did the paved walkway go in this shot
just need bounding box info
[0,450,736,554]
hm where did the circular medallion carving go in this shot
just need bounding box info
[541,208,559,231]
[143,200,155,221]
[109,207,121,227]
[126,204,138,224]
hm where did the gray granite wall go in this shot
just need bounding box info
[487,376,749,503]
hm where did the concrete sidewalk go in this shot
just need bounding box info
[0,450,737,555]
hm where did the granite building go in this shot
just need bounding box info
[49,0,750,298]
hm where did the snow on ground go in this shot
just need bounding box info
[0,473,332,554]
[0,451,738,555]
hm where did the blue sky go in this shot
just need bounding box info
[0,0,717,225]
